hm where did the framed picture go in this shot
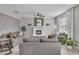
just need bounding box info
[34,18,44,26]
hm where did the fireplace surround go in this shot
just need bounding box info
[36,30,42,35]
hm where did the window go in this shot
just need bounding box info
[58,16,67,33]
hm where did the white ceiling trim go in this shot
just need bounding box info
[0,7,21,20]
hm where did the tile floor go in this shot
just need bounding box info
[61,45,79,55]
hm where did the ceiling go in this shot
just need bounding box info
[0,4,77,19]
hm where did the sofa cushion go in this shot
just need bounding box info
[40,38,58,42]
[47,33,56,39]
[23,38,40,42]
[19,42,61,55]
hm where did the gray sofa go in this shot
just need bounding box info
[19,37,61,55]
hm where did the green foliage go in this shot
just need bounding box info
[58,33,79,47]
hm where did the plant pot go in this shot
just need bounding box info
[65,45,72,49]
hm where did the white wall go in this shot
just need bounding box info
[20,17,55,37]
[0,12,20,35]
[74,5,79,42]
[20,17,33,37]
[45,17,55,35]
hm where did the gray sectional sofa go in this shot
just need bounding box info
[19,37,61,55]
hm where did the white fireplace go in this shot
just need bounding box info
[32,13,46,36]
[32,26,46,36]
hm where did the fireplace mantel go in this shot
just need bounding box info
[32,26,46,36]
[32,13,46,36]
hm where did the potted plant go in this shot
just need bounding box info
[58,33,79,49]
[64,38,79,49]
[64,38,72,49]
